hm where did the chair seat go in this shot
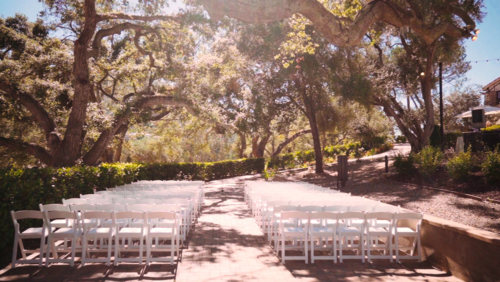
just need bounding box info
[301,219,321,226]
[283,227,306,234]
[102,219,127,227]
[53,228,81,237]
[51,219,73,228]
[150,227,175,235]
[88,227,114,237]
[118,227,145,236]
[394,227,417,235]
[367,226,390,235]
[339,226,362,234]
[310,227,335,235]
[20,227,53,238]
[81,219,99,227]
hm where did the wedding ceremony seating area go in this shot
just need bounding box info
[10,180,204,268]
[245,181,423,264]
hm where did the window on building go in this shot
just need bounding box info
[497,91,500,105]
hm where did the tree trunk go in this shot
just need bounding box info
[251,133,271,158]
[272,129,311,156]
[237,132,246,158]
[113,125,128,162]
[52,0,99,167]
[301,89,323,173]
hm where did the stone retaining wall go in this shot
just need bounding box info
[406,214,500,282]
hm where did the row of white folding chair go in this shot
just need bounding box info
[275,211,422,264]
[12,210,180,267]
[265,204,397,247]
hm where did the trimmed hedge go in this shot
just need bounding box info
[0,158,264,267]
[268,142,362,168]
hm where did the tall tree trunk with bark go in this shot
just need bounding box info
[301,87,324,173]
[237,132,247,158]
[251,133,271,158]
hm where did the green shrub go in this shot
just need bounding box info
[416,146,444,179]
[481,149,500,184]
[393,153,416,176]
[446,150,472,181]
[395,135,407,143]
[0,158,265,267]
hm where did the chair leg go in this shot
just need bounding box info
[139,237,143,265]
[11,234,18,268]
[417,235,423,262]
[310,236,315,264]
[114,235,119,266]
[304,234,308,264]
[81,237,87,266]
[18,238,27,259]
[281,234,285,264]
[107,235,113,266]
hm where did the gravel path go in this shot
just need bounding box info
[276,158,500,234]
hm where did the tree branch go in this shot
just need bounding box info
[199,0,473,46]
[0,137,53,166]
[97,13,178,22]
[0,81,60,147]
[272,129,312,156]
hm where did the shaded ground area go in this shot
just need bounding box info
[0,177,460,281]
[278,157,500,235]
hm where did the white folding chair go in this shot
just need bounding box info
[309,212,338,263]
[39,204,72,228]
[277,211,310,264]
[114,211,147,265]
[126,204,157,228]
[103,194,125,201]
[81,211,115,266]
[365,212,394,262]
[270,205,300,246]
[146,211,179,265]
[337,212,366,262]
[96,204,127,228]
[155,204,185,243]
[80,194,102,200]
[11,210,51,267]
[114,198,138,205]
[393,212,423,262]
[63,198,88,205]
[140,198,164,205]
[44,210,82,266]
[88,198,114,205]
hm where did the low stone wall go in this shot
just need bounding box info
[412,214,500,282]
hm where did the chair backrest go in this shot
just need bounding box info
[365,212,394,221]
[273,205,300,213]
[163,198,189,206]
[11,210,44,221]
[95,190,112,195]
[337,211,365,221]
[373,204,400,213]
[325,205,348,212]
[348,205,375,212]
[81,211,113,229]
[69,204,96,212]
[155,204,182,212]
[80,194,102,199]
[63,198,88,205]
[88,198,114,205]
[44,210,78,222]
[95,204,126,212]
[309,211,338,220]
[103,194,125,199]
[139,199,164,205]
[39,203,70,212]
[115,191,134,196]
[126,204,157,212]
[393,212,423,231]
[280,211,310,221]
[11,210,44,232]
[300,205,325,212]
[114,198,138,205]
